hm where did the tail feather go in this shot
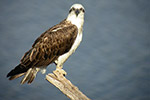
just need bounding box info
[27,68,37,84]
[20,68,38,84]
[7,64,38,84]
[9,73,25,80]
[7,64,28,78]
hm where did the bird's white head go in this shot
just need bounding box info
[67,4,85,29]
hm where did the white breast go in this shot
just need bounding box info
[55,32,82,67]
[70,32,82,52]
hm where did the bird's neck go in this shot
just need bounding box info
[66,15,84,33]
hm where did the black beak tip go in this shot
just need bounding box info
[75,9,80,16]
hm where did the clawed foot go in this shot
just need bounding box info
[54,67,67,76]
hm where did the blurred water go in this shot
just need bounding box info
[0,0,150,100]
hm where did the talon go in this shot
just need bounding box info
[63,73,66,76]
[55,68,67,76]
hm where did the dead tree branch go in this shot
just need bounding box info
[46,69,91,100]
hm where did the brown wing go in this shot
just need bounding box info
[21,20,78,68]
[7,20,78,84]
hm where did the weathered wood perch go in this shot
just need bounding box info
[46,68,91,100]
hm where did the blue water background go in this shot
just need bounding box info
[0,0,150,100]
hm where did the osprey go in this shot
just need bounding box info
[7,4,85,84]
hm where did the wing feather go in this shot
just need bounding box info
[21,20,78,68]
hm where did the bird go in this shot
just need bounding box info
[7,4,85,84]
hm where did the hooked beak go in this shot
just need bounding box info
[75,9,80,16]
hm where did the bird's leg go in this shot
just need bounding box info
[55,65,67,76]
[56,64,63,69]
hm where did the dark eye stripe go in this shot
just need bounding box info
[69,7,75,13]
[69,7,85,13]
[69,9,72,13]
[83,9,85,12]
[80,8,85,12]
